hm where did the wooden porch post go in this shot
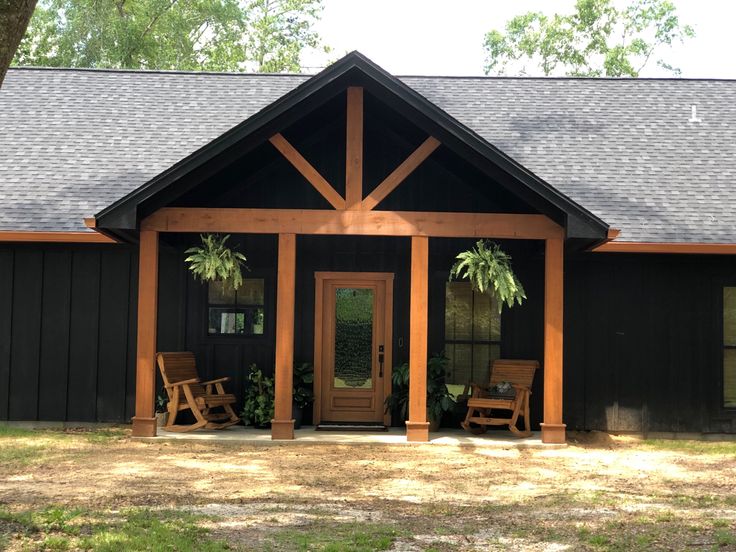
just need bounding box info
[541,237,566,444]
[272,233,296,439]
[406,235,430,442]
[131,230,159,437]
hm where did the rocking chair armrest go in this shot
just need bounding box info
[200,377,230,386]
[165,378,200,388]
[468,383,491,398]
[511,384,532,395]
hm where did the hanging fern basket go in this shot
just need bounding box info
[449,239,526,312]
[184,234,248,290]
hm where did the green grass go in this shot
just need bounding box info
[641,438,736,455]
[0,506,230,552]
[271,522,401,551]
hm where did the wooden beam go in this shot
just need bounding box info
[593,241,736,254]
[362,137,441,211]
[0,231,116,243]
[540,237,565,444]
[407,236,430,442]
[269,133,346,210]
[142,208,563,240]
[272,233,296,440]
[345,87,363,210]
[131,230,159,437]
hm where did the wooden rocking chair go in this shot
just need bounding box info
[157,352,240,432]
[461,359,539,437]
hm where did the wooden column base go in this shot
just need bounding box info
[131,416,157,437]
[540,423,566,444]
[405,421,430,442]
[271,419,295,440]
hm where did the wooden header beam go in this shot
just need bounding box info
[0,231,116,243]
[142,207,563,240]
[593,241,736,254]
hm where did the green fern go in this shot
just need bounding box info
[184,234,248,290]
[449,240,526,312]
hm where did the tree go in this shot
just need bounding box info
[483,0,694,77]
[13,0,326,72]
[0,0,37,87]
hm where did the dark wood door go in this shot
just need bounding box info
[315,272,393,424]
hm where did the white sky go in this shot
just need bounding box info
[302,0,736,78]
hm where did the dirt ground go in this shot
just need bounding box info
[1,428,736,550]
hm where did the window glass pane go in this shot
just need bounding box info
[725,287,736,346]
[208,281,236,305]
[446,343,472,385]
[445,282,472,340]
[208,308,243,334]
[245,307,265,335]
[334,288,373,389]
[726,349,736,408]
[237,279,264,306]
[472,343,491,383]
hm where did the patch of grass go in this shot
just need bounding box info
[272,521,401,552]
[82,427,127,444]
[0,424,39,438]
[716,528,736,547]
[641,439,736,455]
[0,507,229,551]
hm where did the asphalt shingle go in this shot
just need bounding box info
[1,67,735,243]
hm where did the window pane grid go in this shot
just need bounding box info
[723,287,736,408]
[445,282,501,386]
[207,279,265,336]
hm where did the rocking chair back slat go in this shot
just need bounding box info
[489,359,538,388]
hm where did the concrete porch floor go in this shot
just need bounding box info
[143,426,565,448]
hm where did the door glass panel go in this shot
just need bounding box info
[334,287,373,389]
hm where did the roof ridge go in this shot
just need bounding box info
[7,66,736,82]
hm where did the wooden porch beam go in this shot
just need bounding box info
[345,87,363,210]
[272,233,296,440]
[540,237,565,444]
[362,137,441,211]
[131,230,159,437]
[142,208,563,240]
[269,133,346,210]
[407,235,430,442]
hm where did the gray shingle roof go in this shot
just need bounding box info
[2,67,735,242]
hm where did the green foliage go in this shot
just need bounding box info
[449,240,525,313]
[385,354,456,424]
[241,364,274,427]
[13,0,327,72]
[155,392,168,414]
[185,234,248,291]
[484,0,694,77]
[292,361,314,409]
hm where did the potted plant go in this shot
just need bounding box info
[155,392,169,427]
[449,239,526,311]
[292,362,314,429]
[384,354,455,431]
[241,364,274,428]
[184,233,248,290]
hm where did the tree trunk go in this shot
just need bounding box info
[0,0,38,88]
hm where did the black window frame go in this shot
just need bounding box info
[721,285,736,410]
[205,277,267,339]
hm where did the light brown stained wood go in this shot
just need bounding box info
[407,236,429,442]
[461,359,539,437]
[142,208,564,240]
[132,230,159,437]
[593,241,736,254]
[272,233,296,440]
[362,137,441,211]
[313,272,394,425]
[156,352,239,432]
[269,133,346,210]
[0,231,116,243]
[541,237,565,444]
[345,87,364,210]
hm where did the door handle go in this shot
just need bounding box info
[378,345,384,378]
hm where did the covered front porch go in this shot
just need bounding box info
[89,53,609,445]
